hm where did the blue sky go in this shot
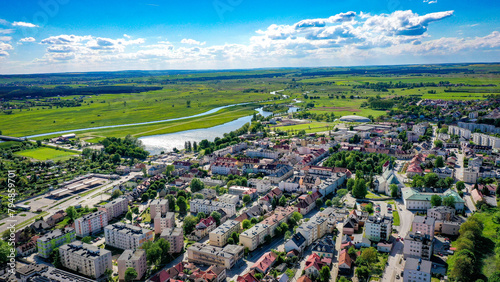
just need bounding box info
[0,0,499,74]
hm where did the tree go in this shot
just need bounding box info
[285,230,292,240]
[176,196,187,213]
[348,246,357,258]
[157,238,171,260]
[449,252,475,282]
[141,193,149,202]
[104,268,113,282]
[190,178,204,193]
[264,234,272,244]
[435,156,444,167]
[424,173,439,187]
[360,247,378,267]
[66,206,78,221]
[243,194,251,205]
[211,211,221,226]
[125,267,138,282]
[197,212,206,219]
[443,195,456,208]
[430,195,442,207]
[434,139,444,148]
[183,215,198,235]
[347,179,355,191]
[456,181,465,192]
[231,232,239,244]
[146,245,162,266]
[390,184,398,197]
[166,194,176,211]
[111,189,123,199]
[332,196,342,207]
[352,179,367,199]
[0,241,12,265]
[51,248,62,268]
[325,200,333,207]
[316,198,323,208]
[356,266,370,281]
[82,236,92,244]
[278,195,287,207]
[337,189,348,198]
[227,238,234,244]
[320,266,331,282]
[126,211,133,221]
[164,165,174,176]
[242,219,251,229]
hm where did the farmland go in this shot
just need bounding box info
[1,64,499,140]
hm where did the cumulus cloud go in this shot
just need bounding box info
[423,0,438,4]
[19,37,36,43]
[12,21,39,28]
[181,38,206,45]
[14,10,500,72]
[0,42,13,57]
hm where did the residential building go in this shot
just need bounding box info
[15,264,96,282]
[463,167,479,183]
[75,211,108,237]
[246,149,279,159]
[104,223,154,250]
[251,251,277,273]
[37,227,76,258]
[117,249,147,282]
[59,241,112,279]
[154,212,175,234]
[338,249,353,274]
[304,253,331,278]
[190,199,236,217]
[448,125,471,139]
[100,197,129,221]
[472,133,500,148]
[403,232,433,260]
[427,206,455,221]
[412,216,435,240]
[160,227,184,253]
[209,220,241,247]
[191,216,217,240]
[402,188,465,211]
[219,194,239,205]
[296,215,329,246]
[229,186,253,197]
[187,243,244,269]
[284,232,307,254]
[364,216,392,242]
[311,235,336,259]
[403,258,432,282]
[150,199,169,219]
[239,223,270,252]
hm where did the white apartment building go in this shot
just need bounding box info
[150,199,169,219]
[239,223,270,251]
[246,149,280,159]
[296,216,329,246]
[59,241,112,279]
[209,220,241,247]
[403,232,433,260]
[104,223,154,250]
[160,227,184,253]
[364,216,392,242]
[463,167,479,183]
[249,178,273,194]
[100,197,128,221]
[218,194,239,205]
[117,249,147,282]
[154,212,175,234]
[190,199,236,217]
[75,211,108,237]
[472,133,500,148]
[448,125,471,139]
[403,258,432,282]
[412,216,435,240]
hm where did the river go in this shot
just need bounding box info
[139,106,299,155]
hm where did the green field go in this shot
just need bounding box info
[273,121,333,134]
[15,146,79,161]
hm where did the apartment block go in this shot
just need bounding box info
[403,232,433,260]
[403,258,432,282]
[412,216,435,240]
[364,216,392,242]
[448,125,471,139]
[37,227,76,258]
[239,223,271,252]
[75,211,108,237]
[59,241,112,279]
[154,212,175,234]
[209,220,241,247]
[187,243,244,269]
[218,194,239,205]
[104,223,154,250]
[296,216,329,246]
[472,133,500,148]
[150,199,169,219]
[160,227,184,253]
[100,197,128,221]
[117,250,147,282]
[463,167,479,183]
[190,199,236,217]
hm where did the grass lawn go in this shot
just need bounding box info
[15,146,78,161]
[393,209,401,226]
[273,121,332,134]
[366,192,383,199]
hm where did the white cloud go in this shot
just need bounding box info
[124,34,131,39]
[423,0,438,4]
[19,37,36,43]
[181,38,206,45]
[0,42,13,57]
[0,19,9,26]
[0,29,14,35]
[0,36,12,42]
[12,21,39,28]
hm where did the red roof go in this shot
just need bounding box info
[251,251,277,273]
[339,249,352,268]
[297,276,313,282]
[304,253,327,272]
[237,273,260,282]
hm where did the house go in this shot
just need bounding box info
[311,235,336,259]
[377,241,393,253]
[284,232,307,254]
[191,216,217,240]
[342,217,358,235]
[338,249,352,274]
[251,251,278,274]
[304,253,331,278]
[237,273,260,282]
[45,210,66,227]
[471,189,484,203]
[297,276,313,282]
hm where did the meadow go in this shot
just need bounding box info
[15,146,79,161]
